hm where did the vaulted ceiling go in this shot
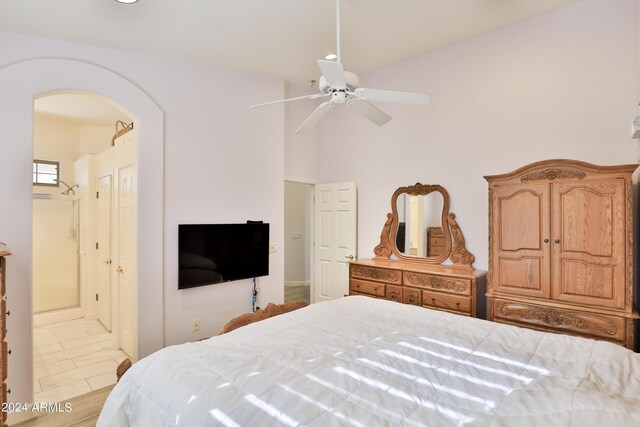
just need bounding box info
[1,0,584,85]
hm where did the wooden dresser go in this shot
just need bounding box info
[485,160,638,349]
[426,227,444,257]
[0,243,10,426]
[350,259,486,317]
[355,183,487,318]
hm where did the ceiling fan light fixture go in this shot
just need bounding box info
[250,0,429,133]
[115,0,139,4]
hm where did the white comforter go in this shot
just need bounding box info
[98,296,640,426]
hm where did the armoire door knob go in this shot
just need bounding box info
[554,239,560,244]
[544,239,549,243]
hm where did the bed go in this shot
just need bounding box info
[98,296,640,426]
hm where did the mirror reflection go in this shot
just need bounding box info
[395,192,444,257]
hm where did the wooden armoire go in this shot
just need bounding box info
[485,160,638,349]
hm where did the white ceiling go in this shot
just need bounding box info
[1,0,584,87]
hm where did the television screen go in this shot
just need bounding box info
[178,223,269,289]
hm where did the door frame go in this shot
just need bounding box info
[96,173,113,331]
[284,177,316,303]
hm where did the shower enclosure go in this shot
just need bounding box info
[32,194,80,313]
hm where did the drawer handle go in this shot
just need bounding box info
[431,298,436,303]
[373,287,378,292]
[7,349,11,355]
[455,302,460,307]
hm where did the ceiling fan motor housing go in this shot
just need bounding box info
[319,71,360,94]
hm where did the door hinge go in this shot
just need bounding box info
[96,242,99,250]
[96,293,99,302]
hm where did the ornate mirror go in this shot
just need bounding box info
[374,183,475,268]
[392,184,450,263]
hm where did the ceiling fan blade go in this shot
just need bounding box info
[348,100,392,126]
[295,101,333,134]
[317,60,346,89]
[250,93,328,109]
[354,88,430,106]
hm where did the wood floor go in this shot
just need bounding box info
[284,284,310,304]
[13,385,113,427]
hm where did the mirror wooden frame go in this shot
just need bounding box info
[374,182,475,268]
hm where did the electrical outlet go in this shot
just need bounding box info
[269,242,277,253]
[192,319,200,332]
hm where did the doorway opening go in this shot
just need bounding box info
[32,92,137,403]
[284,181,314,304]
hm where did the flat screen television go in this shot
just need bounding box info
[178,223,269,289]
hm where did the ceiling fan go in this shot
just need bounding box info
[250,0,430,134]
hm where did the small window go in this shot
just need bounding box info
[33,160,60,186]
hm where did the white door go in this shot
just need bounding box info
[314,182,357,302]
[117,164,137,359]
[97,174,113,330]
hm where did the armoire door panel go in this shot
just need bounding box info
[492,184,551,298]
[498,257,543,291]
[561,260,614,299]
[498,190,543,251]
[558,186,614,257]
[552,179,625,309]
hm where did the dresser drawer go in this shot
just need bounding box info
[492,298,627,342]
[350,291,385,299]
[0,299,4,339]
[427,246,444,257]
[428,227,443,237]
[350,279,386,297]
[386,285,402,303]
[403,271,471,295]
[423,290,471,313]
[429,237,444,247]
[351,265,401,284]
[1,339,6,381]
[403,287,421,306]
[0,258,5,296]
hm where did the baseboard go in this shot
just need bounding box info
[33,307,84,327]
[285,281,310,287]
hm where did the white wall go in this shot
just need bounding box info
[284,181,310,284]
[317,0,638,269]
[284,82,322,183]
[32,114,78,195]
[0,31,284,411]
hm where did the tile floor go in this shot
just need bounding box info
[33,318,129,404]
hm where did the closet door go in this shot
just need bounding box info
[491,183,551,299]
[551,179,626,310]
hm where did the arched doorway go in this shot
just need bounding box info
[0,58,164,408]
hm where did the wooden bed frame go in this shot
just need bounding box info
[116,301,309,381]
